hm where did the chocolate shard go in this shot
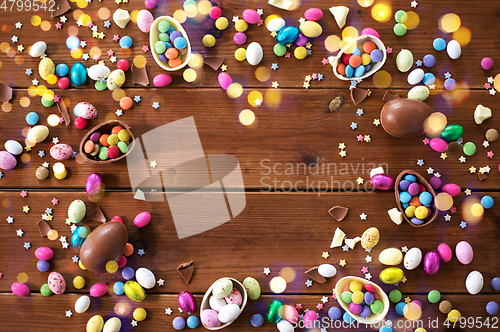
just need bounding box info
[328,206,349,221]
[350,87,369,105]
[177,261,194,284]
[478,173,487,181]
[203,56,224,71]
[87,207,106,223]
[305,266,326,284]
[382,91,399,101]
[51,0,71,17]
[132,64,149,86]
[37,220,52,237]
[57,99,71,126]
[0,83,13,103]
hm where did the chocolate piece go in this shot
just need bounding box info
[132,64,149,86]
[51,0,71,17]
[381,98,433,138]
[350,87,369,105]
[177,261,194,284]
[478,173,487,181]
[328,94,345,112]
[79,221,127,272]
[203,56,224,71]
[37,220,52,237]
[382,91,399,101]
[0,83,13,103]
[305,266,326,284]
[328,206,348,221]
[86,207,106,223]
[57,99,71,126]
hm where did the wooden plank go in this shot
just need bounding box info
[0,191,498,295]
[0,88,498,190]
[0,0,498,90]
[0,293,498,331]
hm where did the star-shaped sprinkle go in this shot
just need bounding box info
[51,198,59,205]
[322,58,329,65]
[138,249,145,256]
[158,278,164,286]
[305,75,312,82]
[415,60,422,67]
[115,109,123,116]
[17,45,24,52]
[16,229,24,237]
[338,143,346,149]
[401,276,407,283]
[487,76,494,83]
[317,73,324,81]
[365,255,372,263]
[60,15,67,23]
[433,172,441,179]
[15,22,22,29]
[350,122,358,130]
[342,245,349,252]
[312,73,318,80]
[401,246,409,253]
[52,137,59,144]
[76,19,83,27]
[62,242,69,250]
[106,49,114,57]
[364,135,371,142]
[263,267,271,275]
[220,64,227,71]
[142,45,149,52]
[272,81,279,88]
[411,1,418,8]
[255,98,262,106]
[70,224,77,232]
[104,20,111,28]
[357,135,364,142]
[305,280,313,287]
[444,72,451,79]
[322,251,330,259]
[23,206,30,213]
[285,52,291,58]
[113,35,120,42]
[487,151,494,158]
[32,79,39,86]
[270,31,277,37]
[450,207,457,213]
[165,308,172,315]
[440,153,447,160]
[303,81,310,89]
[356,109,364,116]
[150,160,157,168]
[460,221,467,228]
[20,190,28,198]
[295,304,302,310]
[485,83,491,90]
[321,296,328,304]
[65,310,73,317]
[423,137,430,145]
[483,140,490,148]
[152,102,160,109]
[131,320,138,327]
[339,150,346,157]
[134,95,141,103]
[298,17,306,24]
[365,273,372,280]
[11,35,18,43]
[405,297,411,303]
[469,166,476,173]
[82,54,90,61]
[316,303,323,310]
[339,260,346,267]
[271,63,279,70]
[444,214,451,222]
[361,266,369,274]
[356,177,364,184]
[60,236,67,243]
[417,159,424,166]
[459,156,466,163]
[6,216,14,224]
[232,16,239,23]
[24,242,31,249]
[485,165,491,173]
[427,167,434,174]
[38,150,45,158]
[0,172,3,178]
[386,47,393,54]
[93,54,100,62]
[25,68,32,75]
[478,167,486,174]
[490,89,496,96]
[360,213,367,220]
[465,188,472,195]
[72,256,79,263]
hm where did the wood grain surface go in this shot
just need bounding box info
[0,0,499,331]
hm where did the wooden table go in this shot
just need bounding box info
[0,0,499,331]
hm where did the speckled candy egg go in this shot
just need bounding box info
[74,102,97,119]
[68,199,86,223]
[408,86,430,101]
[107,69,126,91]
[404,247,422,270]
[0,151,16,170]
[38,57,55,80]
[50,144,73,160]
[225,288,243,305]
[243,277,260,300]
[103,317,121,332]
[137,9,154,33]
[5,140,23,155]
[48,272,66,295]
[136,267,156,289]
[87,315,104,332]
[212,278,233,298]
[87,64,110,81]
[201,309,221,328]
[456,241,473,264]
[466,271,483,295]
[71,62,87,86]
[218,303,240,323]
[361,227,380,249]
[27,125,49,143]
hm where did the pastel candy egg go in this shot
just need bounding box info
[145,0,157,8]
[276,26,299,45]
[68,199,86,223]
[75,295,91,313]
[404,247,422,270]
[246,42,263,66]
[0,151,16,170]
[5,140,23,155]
[30,41,46,57]
[178,291,196,312]
[408,86,430,101]
[407,68,424,85]
[35,247,54,260]
[27,125,49,143]
[379,248,403,265]
[430,138,448,152]
[153,73,172,87]
[447,40,461,59]
[266,17,285,32]
[137,9,154,33]
[242,9,260,24]
[87,64,110,81]
[39,57,55,80]
[224,287,243,305]
[136,267,156,289]
[318,264,337,278]
[90,283,108,297]
[305,8,323,21]
[71,62,88,86]
[299,21,322,38]
[456,241,473,264]
[50,144,73,160]
[282,305,299,323]
[442,183,461,197]
[124,281,146,302]
[201,309,221,328]
[87,315,104,332]
[277,320,294,332]
[466,271,484,295]
[12,282,30,296]
[48,272,66,295]
[437,243,452,262]
[303,310,317,328]
[243,276,261,300]
[103,317,121,332]
[209,296,227,311]
[107,69,126,91]
[212,278,233,298]
[134,211,151,228]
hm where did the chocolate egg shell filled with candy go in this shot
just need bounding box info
[380,98,434,138]
[79,221,127,272]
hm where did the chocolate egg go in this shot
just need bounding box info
[380,98,433,138]
[79,221,127,272]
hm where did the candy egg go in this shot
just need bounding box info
[74,102,97,120]
[299,20,322,38]
[430,138,448,152]
[201,309,221,328]
[370,174,394,190]
[305,8,323,21]
[0,151,16,170]
[407,68,424,85]
[442,183,461,197]
[361,227,379,249]
[107,69,126,91]
[71,62,88,86]
[11,282,30,297]
[137,9,154,33]
[48,272,66,295]
[225,288,243,305]
[178,291,197,312]
[27,125,49,143]
[5,140,23,155]
[379,267,404,284]
[242,9,260,24]
[124,281,146,302]
[404,247,422,270]
[243,277,261,300]
[266,17,285,32]
[267,299,283,323]
[103,317,121,332]
[38,57,55,80]
[447,40,461,59]
[441,124,464,142]
[408,86,430,101]
[218,304,240,323]
[303,310,318,328]
[35,247,54,260]
[87,315,104,332]
[153,73,172,87]
[86,172,104,198]
[218,73,233,90]
[68,199,86,223]
[30,41,47,57]
[277,320,294,332]
[396,49,413,72]
[466,271,483,295]
[456,241,473,264]
[209,296,226,311]
[212,278,233,298]
[87,64,110,81]
[318,264,337,278]
[246,42,263,66]
[276,26,299,45]
[75,295,91,313]
[423,251,440,275]
[136,267,156,289]
[282,304,299,323]
[50,144,73,160]
[90,283,108,297]
[379,248,403,265]
[437,243,452,262]
[134,211,151,228]
[380,98,434,138]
